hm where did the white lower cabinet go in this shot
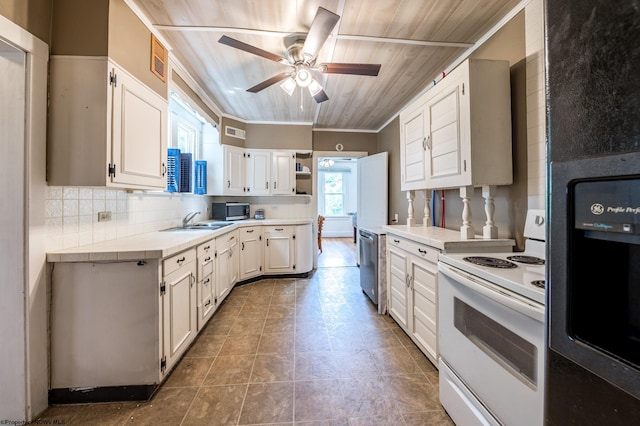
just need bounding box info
[196,239,216,330]
[387,235,439,365]
[239,226,263,280]
[162,249,197,372]
[48,220,313,402]
[264,226,296,273]
[216,230,239,303]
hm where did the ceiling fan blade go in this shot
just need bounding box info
[247,72,291,93]
[219,35,286,63]
[319,63,382,76]
[312,89,329,103]
[302,7,340,59]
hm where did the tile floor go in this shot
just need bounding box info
[37,265,453,425]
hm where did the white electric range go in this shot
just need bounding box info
[437,209,546,426]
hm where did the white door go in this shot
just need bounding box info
[271,151,295,195]
[224,145,246,195]
[265,228,295,273]
[400,107,428,190]
[239,228,263,280]
[409,256,438,361]
[357,152,388,229]
[387,245,409,330]
[246,150,270,195]
[0,39,27,418]
[111,64,168,189]
[163,264,196,368]
[427,83,462,183]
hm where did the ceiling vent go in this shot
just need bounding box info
[225,126,246,140]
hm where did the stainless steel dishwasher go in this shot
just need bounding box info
[358,229,378,305]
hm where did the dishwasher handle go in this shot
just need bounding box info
[359,230,375,241]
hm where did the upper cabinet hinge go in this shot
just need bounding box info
[462,83,465,95]
[109,71,117,87]
[108,163,116,178]
[160,282,166,296]
[463,160,467,172]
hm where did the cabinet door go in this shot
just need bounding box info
[216,231,238,303]
[224,145,246,195]
[400,107,429,191]
[111,65,168,189]
[426,81,463,187]
[409,256,438,362]
[265,227,295,273]
[163,259,196,370]
[388,245,410,330]
[271,151,295,195]
[239,227,263,281]
[246,150,271,195]
[199,273,215,327]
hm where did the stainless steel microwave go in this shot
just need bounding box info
[211,202,250,221]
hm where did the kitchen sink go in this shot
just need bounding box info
[161,222,234,232]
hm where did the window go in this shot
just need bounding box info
[320,171,345,216]
[169,92,205,159]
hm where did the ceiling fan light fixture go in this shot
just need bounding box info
[280,77,297,96]
[295,68,312,87]
[308,79,323,96]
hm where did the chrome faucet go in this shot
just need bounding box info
[182,211,201,228]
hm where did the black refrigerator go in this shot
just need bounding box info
[545,0,640,424]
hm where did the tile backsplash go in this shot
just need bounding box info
[45,187,209,252]
[45,187,314,252]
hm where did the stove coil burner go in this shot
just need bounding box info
[531,280,546,289]
[506,255,545,265]
[463,256,518,269]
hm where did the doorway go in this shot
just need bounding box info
[315,153,365,267]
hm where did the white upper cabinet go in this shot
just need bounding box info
[203,145,298,196]
[400,58,513,191]
[48,57,168,189]
[203,143,246,195]
[400,105,429,190]
[271,151,296,195]
[246,150,271,195]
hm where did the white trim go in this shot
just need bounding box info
[312,127,378,133]
[248,120,313,126]
[168,56,224,122]
[123,0,173,51]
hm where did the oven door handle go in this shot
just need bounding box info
[438,262,545,323]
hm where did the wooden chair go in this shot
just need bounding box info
[317,215,325,253]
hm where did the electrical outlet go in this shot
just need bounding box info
[98,211,112,222]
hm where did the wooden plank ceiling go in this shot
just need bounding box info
[130,0,521,131]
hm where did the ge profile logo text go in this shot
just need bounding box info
[590,203,605,215]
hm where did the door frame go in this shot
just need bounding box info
[0,14,49,421]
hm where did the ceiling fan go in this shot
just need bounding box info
[218,7,381,103]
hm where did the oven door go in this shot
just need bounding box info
[438,262,545,426]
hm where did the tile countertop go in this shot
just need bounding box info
[47,218,314,263]
[382,224,515,253]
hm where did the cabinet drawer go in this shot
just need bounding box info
[387,235,439,264]
[197,239,214,258]
[163,248,196,276]
[264,225,294,234]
